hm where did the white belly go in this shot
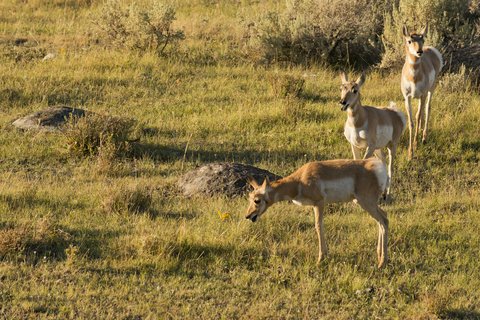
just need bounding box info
[319,178,355,203]
[344,125,368,148]
[292,198,315,206]
[402,71,436,98]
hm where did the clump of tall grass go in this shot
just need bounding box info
[0,218,70,260]
[64,113,136,158]
[101,183,154,215]
[267,73,305,99]
[95,0,185,55]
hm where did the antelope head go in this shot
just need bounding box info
[339,71,365,111]
[403,24,428,58]
[245,176,272,222]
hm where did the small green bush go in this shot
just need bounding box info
[64,113,136,158]
[96,0,185,55]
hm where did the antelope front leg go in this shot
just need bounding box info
[313,203,327,264]
[351,144,362,160]
[422,91,433,144]
[414,96,425,150]
[404,96,414,160]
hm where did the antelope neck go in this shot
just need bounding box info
[268,178,299,203]
[347,100,367,127]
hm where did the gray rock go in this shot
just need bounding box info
[178,162,282,198]
[12,106,86,131]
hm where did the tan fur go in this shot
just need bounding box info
[339,72,406,197]
[245,158,389,268]
[401,24,443,160]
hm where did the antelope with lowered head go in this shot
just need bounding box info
[245,158,389,268]
[401,24,443,159]
[339,71,406,199]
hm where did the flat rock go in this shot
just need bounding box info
[178,162,282,198]
[12,106,86,131]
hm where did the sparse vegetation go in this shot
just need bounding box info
[247,0,387,66]
[101,182,154,214]
[1,0,480,318]
[96,0,185,55]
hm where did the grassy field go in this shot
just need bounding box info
[1,1,480,319]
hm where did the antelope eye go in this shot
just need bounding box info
[254,199,261,204]
[408,40,412,44]
[352,89,357,93]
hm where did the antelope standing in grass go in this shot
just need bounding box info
[401,24,443,160]
[245,158,389,268]
[339,72,406,199]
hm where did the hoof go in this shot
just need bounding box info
[317,254,327,265]
[380,193,393,204]
[408,149,414,161]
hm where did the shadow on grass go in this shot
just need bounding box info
[441,309,480,320]
[134,142,329,165]
[149,209,198,220]
[0,193,86,212]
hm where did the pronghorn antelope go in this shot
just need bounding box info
[401,24,443,159]
[245,158,389,268]
[339,71,406,198]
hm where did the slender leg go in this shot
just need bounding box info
[356,198,389,268]
[363,146,375,159]
[374,149,386,163]
[351,144,362,160]
[404,96,414,160]
[313,202,327,264]
[386,145,396,198]
[423,91,433,143]
[414,96,425,149]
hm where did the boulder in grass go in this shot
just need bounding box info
[178,162,282,198]
[12,106,86,131]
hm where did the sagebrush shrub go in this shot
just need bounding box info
[438,65,472,93]
[381,0,480,68]
[64,113,136,158]
[96,0,185,55]
[247,0,387,67]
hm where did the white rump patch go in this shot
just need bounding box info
[388,102,407,131]
[375,125,393,148]
[319,177,355,203]
[427,46,443,71]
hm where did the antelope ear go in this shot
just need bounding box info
[355,71,366,87]
[402,25,409,37]
[339,71,348,83]
[246,175,259,189]
[261,176,270,189]
[420,23,428,37]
